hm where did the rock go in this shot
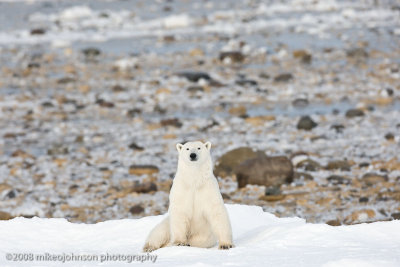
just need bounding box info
[359,197,369,203]
[274,73,293,82]
[345,109,364,118]
[292,98,309,107]
[331,124,345,133]
[82,47,101,57]
[112,85,126,92]
[47,144,68,155]
[235,155,294,188]
[127,108,142,117]
[96,99,115,108]
[392,212,400,220]
[361,173,388,186]
[132,182,157,193]
[295,159,321,171]
[176,71,211,82]
[187,86,204,94]
[297,116,317,130]
[346,48,368,59]
[28,62,40,68]
[293,50,312,64]
[325,160,352,171]
[265,186,281,196]
[30,28,46,35]
[129,165,159,176]
[259,194,286,201]
[161,118,182,128]
[359,162,370,168]
[259,73,270,79]
[235,79,258,86]
[219,51,245,63]
[0,211,12,220]
[11,149,34,159]
[214,147,260,177]
[326,175,351,185]
[128,142,144,151]
[326,219,341,226]
[384,133,395,140]
[228,106,247,117]
[6,190,16,199]
[57,77,75,84]
[129,204,144,214]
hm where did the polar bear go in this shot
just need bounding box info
[143,141,233,252]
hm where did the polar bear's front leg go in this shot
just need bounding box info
[208,206,233,249]
[169,209,190,246]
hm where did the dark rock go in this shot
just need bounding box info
[265,186,281,196]
[214,147,260,178]
[47,145,68,155]
[386,88,394,96]
[293,50,312,64]
[326,219,341,226]
[392,212,400,220]
[259,73,270,79]
[345,109,364,118]
[326,175,351,185]
[219,51,245,63]
[325,160,352,171]
[96,99,115,108]
[161,118,182,128]
[163,35,175,42]
[295,159,321,172]
[6,190,16,199]
[41,101,55,108]
[235,155,294,188]
[362,173,388,186]
[293,172,314,180]
[331,124,345,133]
[57,77,75,84]
[235,79,258,86]
[292,98,309,107]
[297,116,317,130]
[274,73,293,82]
[75,135,84,143]
[359,197,369,203]
[112,85,126,92]
[176,71,211,82]
[385,133,395,140]
[359,162,370,168]
[30,28,46,35]
[127,108,142,117]
[82,47,101,57]
[346,48,368,59]
[0,211,13,220]
[187,86,204,93]
[129,204,144,214]
[128,142,144,151]
[28,62,40,68]
[3,133,17,139]
[132,182,157,193]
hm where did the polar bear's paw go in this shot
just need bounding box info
[142,244,158,252]
[218,243,233,250]
[175,242,190,247]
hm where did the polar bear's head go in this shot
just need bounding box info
[176,141,212,165]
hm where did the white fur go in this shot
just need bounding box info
[143,141,233,252]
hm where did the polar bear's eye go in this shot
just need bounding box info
[198,147,201,150]
[186,148,189,151]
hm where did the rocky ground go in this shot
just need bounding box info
[0,0,399,225]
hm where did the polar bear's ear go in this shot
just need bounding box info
[205,141,212,151]
[176,143,183,152]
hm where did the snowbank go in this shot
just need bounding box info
[1,204,400,266]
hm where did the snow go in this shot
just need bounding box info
[1,204,400,266]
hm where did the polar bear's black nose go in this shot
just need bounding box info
[190,153,197,160]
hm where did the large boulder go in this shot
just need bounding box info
[214,147,261,178]
[235,155,294,188]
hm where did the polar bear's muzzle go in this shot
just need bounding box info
[189,153,198,161]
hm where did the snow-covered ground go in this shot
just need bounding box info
[1,204,400,267]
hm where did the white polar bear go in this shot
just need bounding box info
[143,141,233,252]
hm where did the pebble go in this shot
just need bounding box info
[345,109,365,118]
[297,116,317,130]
